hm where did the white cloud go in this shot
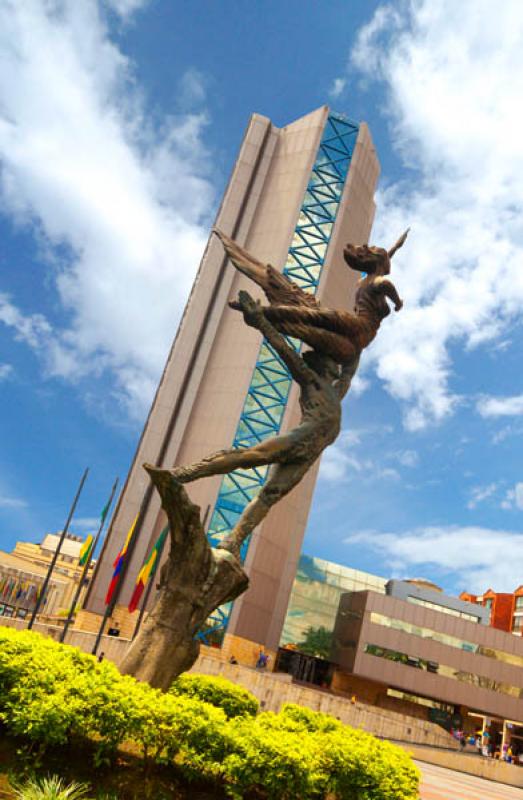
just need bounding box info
[0,495,27,509]
[0,363,13,380]
[72,516,102,531]
[501,482,523,511]
[467,482,499,510]
[319,438,369,482]
[477,395,523,418]
[396,449,418,467]
[0,2,215,418]
[178,68,208,110]
[319,427,401,483]
[345,524,523,592]
[328,78,346,99]
[344,0,523,429]
[106,0,149,19]
[0,294,52,349]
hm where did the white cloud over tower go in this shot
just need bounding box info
[337,0,523,429]
[0,1,214,418]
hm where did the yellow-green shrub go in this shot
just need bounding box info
[0,628,419,799]
[170,673,259,718]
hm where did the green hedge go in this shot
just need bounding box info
[0,628,419,799]
[170,673,259,718]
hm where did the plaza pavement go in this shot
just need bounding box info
[417,760,522,799]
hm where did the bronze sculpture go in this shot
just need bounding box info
[214,227,407,364]
[120,228,407,689]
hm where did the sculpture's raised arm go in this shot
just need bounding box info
[372,277,403,311]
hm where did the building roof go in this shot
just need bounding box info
[0,550,67,584]
[41,533,84,558]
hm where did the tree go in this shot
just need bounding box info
[297,626,333,659]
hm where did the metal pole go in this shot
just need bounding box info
[28,468,89,630]
[60,478,119,644]
[91,603,112,657]
[131,524,169,640]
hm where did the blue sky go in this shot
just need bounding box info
[1,1,522,595]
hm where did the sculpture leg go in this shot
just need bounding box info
[220,459,311,557]
[168,436,291,483]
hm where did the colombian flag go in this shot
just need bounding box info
[79,535,94,566]
[105,515,138,605]
[128,527,168,613]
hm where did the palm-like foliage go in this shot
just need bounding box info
[10,776,91,800]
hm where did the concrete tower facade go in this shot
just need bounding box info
[83,106,380,657]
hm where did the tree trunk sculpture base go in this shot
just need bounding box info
[120,467,248,690]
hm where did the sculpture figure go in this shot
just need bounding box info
[154,290,359,560]
[213,227,408,364]
[120,228,407,689]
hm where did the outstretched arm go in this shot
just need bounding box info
[373,277,403,311]
[231,291,315,386]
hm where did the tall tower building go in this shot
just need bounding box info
[83,106,380,656]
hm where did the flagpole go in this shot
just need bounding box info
[91,492,148,656]
[28,468,89,630]
[131,524,169,640]
[59,477,119,644]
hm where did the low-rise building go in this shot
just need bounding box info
[0,532,94,621]
[0,551,67,619]
[332,580,523,755]
[460,587,523,635]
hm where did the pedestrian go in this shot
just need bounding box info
[97,651,105,663]
[256,650,268,669]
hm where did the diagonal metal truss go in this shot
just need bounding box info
[199,113,360,644]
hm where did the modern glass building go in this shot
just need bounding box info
[280,554,386,650]
[83,106,380,657]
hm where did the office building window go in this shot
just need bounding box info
[364,643,523,699]
[370,611,523,668]
[387,688,453,713]
[512,616,523,634]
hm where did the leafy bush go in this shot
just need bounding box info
[248,711,420,800]
[222,715,320,800]
[170,673,259,718]
[280,703,342,732]
[0,627,419,799]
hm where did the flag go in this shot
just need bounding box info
[105,515,138,605]
[79,535,94,566]
[128,527,168,613]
